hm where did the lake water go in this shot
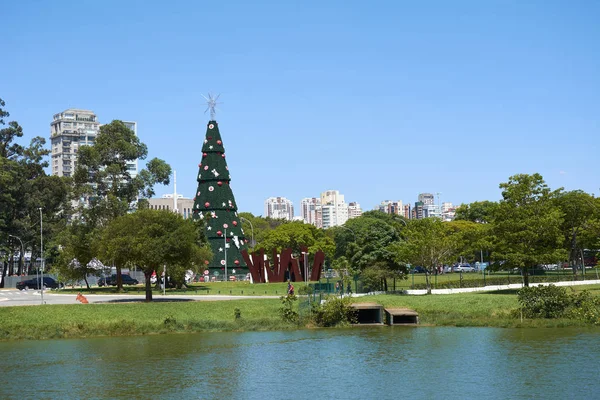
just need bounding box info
[1,327,598,399]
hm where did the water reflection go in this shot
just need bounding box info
[0,327,598,399]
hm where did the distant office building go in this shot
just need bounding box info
[348,202,363,219]
[147,171,194,218]
[148,195,195,219]
[50,109,100,177]
[418,193,435,205]
[264,197,294,220]
[301,197,322,228]
[320,190,348,228]
[378,200,403,215]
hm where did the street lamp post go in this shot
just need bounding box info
[8,234,24,276]
[239,216,255,248]
[224,227,228,282]
[39,208,44,305]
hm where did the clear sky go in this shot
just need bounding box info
[3,0,599,216]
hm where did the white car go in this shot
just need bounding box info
[455,264,475,272]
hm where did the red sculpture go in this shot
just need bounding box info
[241,248,325,283]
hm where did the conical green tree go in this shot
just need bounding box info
[192,120,248,276]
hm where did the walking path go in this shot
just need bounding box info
[356,279,600,296]
[2,279,599,306]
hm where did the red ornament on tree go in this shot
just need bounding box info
[221,153,225,158]
[203,153,207,157]
[217,181,223,186]
[232,221,237,226]
[234,260,240,265]
[198,163,202,167]
[217,230,223,236]
[204,202,210,208]
[217,140,222,145]
[223,223,229,229]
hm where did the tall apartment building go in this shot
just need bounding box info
[50,109,100,177]
[348,202,362,219]
[50,109,138,178]
[123,121,139,179]
[378,200,403,215]
[442,202,456,221]
[264,197,294,220]
[403,204,411,219]
[418,193,435,205]
[301,197,322,228]
[412,201,424,219]
[320,190,348,228]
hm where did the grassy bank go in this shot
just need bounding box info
[0,298,286,341]
[2,285,599,341]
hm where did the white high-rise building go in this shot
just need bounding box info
[123,121,139,179]
[50,110,138,179]
[348,202,362,219]
[264,197,294,220]
[442,202,455,221]
[320,190,348,228]
[301,198,322,228]
[50,109,100,177]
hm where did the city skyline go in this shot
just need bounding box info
[2,1,598,217]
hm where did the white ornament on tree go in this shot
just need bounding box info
[211,168,220,177]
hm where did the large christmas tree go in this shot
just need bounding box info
[192,109,248,276]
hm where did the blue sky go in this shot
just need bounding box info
[3,0,599,216]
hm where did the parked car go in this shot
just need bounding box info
[411,266,428,274]
[98,274,139,287]
[16,277,63,290]
[454,264,475,272]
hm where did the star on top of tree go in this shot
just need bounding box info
[203,93,221,120]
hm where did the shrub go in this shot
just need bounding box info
[567,290,600,325]
[517,285,570,318]
[279,294,299,324]
[312,296,357,327]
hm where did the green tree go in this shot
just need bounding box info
[53,221,101,289]
[391,218,455,294]
[493,173,566,286]
[100,209,211,301]
[333,214,408,291]
[0,98,70,283]
[454,200,498,224]
[69,120,171,290]
[446,219,492,265]
[256,221,335,263]
[556,190,599,275]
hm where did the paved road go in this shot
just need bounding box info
[0,289,278,307]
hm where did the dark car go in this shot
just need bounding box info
[98,274,139,287]
[411,266,428,274]
[16,277,63,290]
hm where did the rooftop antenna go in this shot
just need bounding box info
[202,93,221,120]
